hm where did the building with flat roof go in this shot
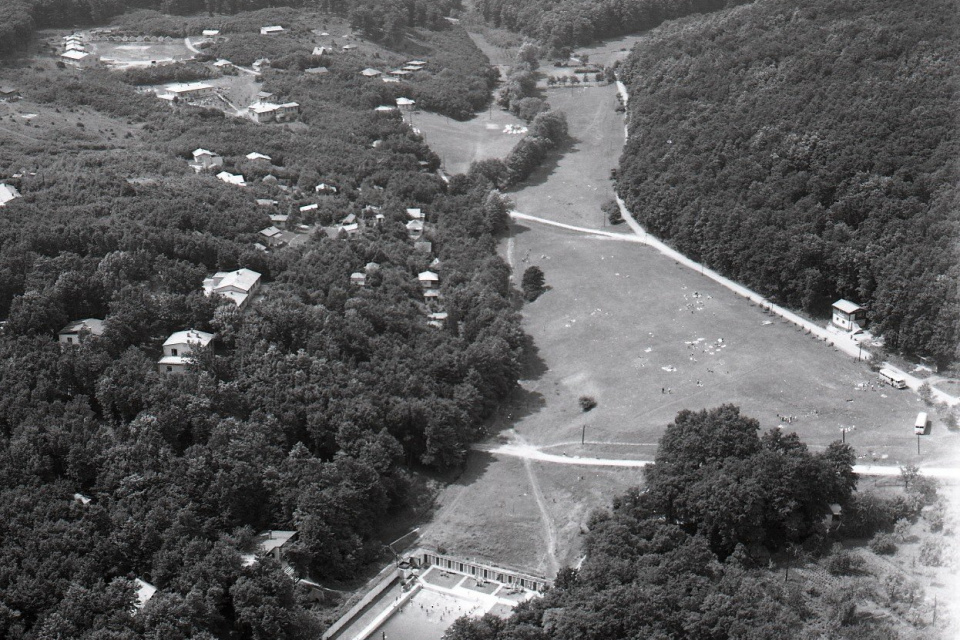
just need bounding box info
[260,25,284,35]
[166,82,214,99]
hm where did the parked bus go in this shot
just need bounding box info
[878,368,907,389]
[915,412,928,435]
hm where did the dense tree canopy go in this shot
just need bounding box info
[617,0,960,365]
[474,0,751,53]
[442,407,899,640]
[0,11,518,638]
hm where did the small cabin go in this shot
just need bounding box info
[831,299,866,331]
[59,318,105,345]
[350,272,366,287]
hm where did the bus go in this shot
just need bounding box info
[878,368,907,389]
[915,412,928,435]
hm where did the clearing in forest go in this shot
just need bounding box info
[414,32,960,578]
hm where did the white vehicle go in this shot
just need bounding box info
[915,412,928,435]
[878,368,907,389]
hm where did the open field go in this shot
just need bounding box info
[412,108,526,176]
[414,60,960,579]
[506,83,628,231]
[90,40,195,67]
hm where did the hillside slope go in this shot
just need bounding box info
[617,0,959,365]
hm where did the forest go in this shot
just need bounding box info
[0,0,462,55]
[0,11,520,639]
[617,0,960,366]
[473,0,752,53]
[444,406,944,640]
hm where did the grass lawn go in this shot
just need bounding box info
[419,67,960,582]
[412,108,526,176]
[508,223,959,468]
[506,83,628,231]
[92,41,195,66]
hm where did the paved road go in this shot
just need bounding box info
[474,442,960,479]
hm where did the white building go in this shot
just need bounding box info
[396,97,416,111]
[165,82,214,100]
[406,207,424,220]
[248,101,299,123]
[191,148,223,170]
[216,171,246,186]
[203,268,261,309]
[832,299,867,332]
[0,183,21,206]
[202,29,220,37]
[246,152,271,161]
[58,318,105,345]
[260,25,285,35]
[158,329,214,374]
[418,270,439,289]
[60,50,95,67]
[360,68,382,77]
[260,226,285,246]
[133,579,157,613]
[312,46,329,56]
[350,272,366,287]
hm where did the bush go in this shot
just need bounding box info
[521,266,545,302]
[579,396,597,412]
[602,199,623,225]
[869,533,897,555]
[826,549,866,576]
[918,540,943,567]
[841,492,902,538]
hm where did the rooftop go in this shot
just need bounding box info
[0,183,21,206]
[257,530,297,555]
[246,152,271,161]
[833,299,863,314]
[60,318,105,336]
[163,329,214,347]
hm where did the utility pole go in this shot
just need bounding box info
[581,424,586,445]
[917,433,921,455]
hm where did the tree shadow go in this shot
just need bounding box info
[506,135,580,192]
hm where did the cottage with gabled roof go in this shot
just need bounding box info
[0,183,21,206]
[350,272,366,287]
[203,268,261,309]
[191,148,223,170]
[360,68,382,77]
[418,270,439,289]
[260,226,285,246]
[133,579,157,613]
[832,299,867,332]
[406,219,424,238]
[158,329,214,374]
[59,318,105,345]
[217,171,245,186]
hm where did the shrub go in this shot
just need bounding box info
[826,549,865,576]
[841,492,901,538]
[918,382,933,405]
[869,533,897,555]
[521,266,545,302]
[602,199,623,225]
[579,396,597,412]
[918,540,943,567]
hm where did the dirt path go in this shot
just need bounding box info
[475,440,960,479]
[520,453,559,576]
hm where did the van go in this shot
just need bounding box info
[879,368,907,389]
[915,412,928,435]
